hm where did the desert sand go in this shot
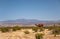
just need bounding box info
[0,29,60,39]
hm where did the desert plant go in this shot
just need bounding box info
[52,28,60,37]
[24,30,30,34]
[52,24,60,37]
[0,27,10,33]
[32,27,38,32]
[39,27,44,32]
[46,26,54,31]
[12,26,21,31]
[35,33,44,39]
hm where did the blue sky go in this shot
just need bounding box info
[0,0,60,21]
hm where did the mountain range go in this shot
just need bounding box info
[0,19,60,27]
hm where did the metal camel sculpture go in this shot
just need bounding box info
[35,24,44,27]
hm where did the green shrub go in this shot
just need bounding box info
[0,27,10,33]
[24,30,30,34]
[52,27,60,37]
[32,27,38,32]
[35,33,44,39]
[39,27,44,32]
[47,26,53,30]
[12,26,21,31]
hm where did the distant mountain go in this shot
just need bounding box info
[0,19,60,27]
[0,19,50,24]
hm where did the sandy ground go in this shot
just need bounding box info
[0,29,60,39]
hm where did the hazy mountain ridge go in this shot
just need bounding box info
[0,19,54,23]
[0,19,60,27]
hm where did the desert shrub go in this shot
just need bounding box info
[52,27,60,37]
[47,26,53,30]
[12,26,21,31]
[39,27,44,32]
[32,27,38,32]
[35,33,44,39]
[0,27,10,33]
[24,30,30,34]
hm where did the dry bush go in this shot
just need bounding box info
[12,26,21,31]
[32,27,38,32]
[0,27,10,33]
[24,30,30,34]
[35,33,44,39]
